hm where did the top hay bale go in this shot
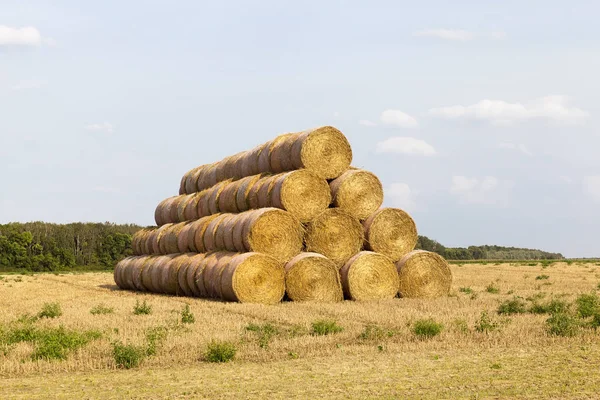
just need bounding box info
[179,126,352,194]
[330,169,383,220]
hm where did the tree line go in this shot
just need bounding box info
[0,222,563,272]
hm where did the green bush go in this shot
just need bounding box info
[529,299,570,315]
[246,323,278,348]
[497,297,527,315]
[359,325,395,340]
[311,320,344,336]
[486,284,500,294]
[181,305,195,324]
[90,304,114,315]
[204,341,237,363]
[474,311,500,333]
[113,342,146,369]
[145,326,167,356]
[459,287,473,294]
[535,275,550,280]
[546,312,579,337]
[412,319,443,339]
[133,300,152,315]
[576,293,600,318]
[38,302,62,319]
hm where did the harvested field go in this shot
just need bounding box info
[2,261,600,399]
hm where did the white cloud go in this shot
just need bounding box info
[12,79,45,91]
[450,175,513,205]
[498,142,532,156]
[0,26,45,46]
[376,137,436,156]
[359,119,377,127]
[380,109,418,128]
[428,96,589,125]
[387,183,417,212]
[583,176,600,202]
[413,29,474,41]
[85,122,114,134]
[491,31,507,40]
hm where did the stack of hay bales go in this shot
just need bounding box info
[115,126,452,304]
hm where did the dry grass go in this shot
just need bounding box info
[2,262,600,399]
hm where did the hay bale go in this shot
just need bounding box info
[185,254,207,297]
[197,164,218,192]
[152,255,176,293]
[166,254,189,295]
[132,229,151,255]
[155,197,178,226]
[176,254,195,297]
[131,257,150,291]
[218,179,244,214]
[192,214,221,253]
[330,169,383,220]
[363,208,418,263]
[141,230,155,255]
[221,252,285,304]
[247,177,271,210]
[256,176,277,208]
[288,126,352,179]
[270,170,331,222]
[235,175,263,212]
[205,252,235,299]
[305,209,364,267]
[177,222,195,253]
[141,256,158,293]
[239,208,303,262]
[147,224,171,255]
[194,252,217,298]
[184,193,201,221]
[164,222,188,254]
[258,135,291,172]
[206,180,231,215]
[340,251,399,301]
[114,258,127,289]
[396,250,452,298]
[284,253,343,302]
[203,214,229,252]
[240,146,263,177]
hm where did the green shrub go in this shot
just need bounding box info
[113,342,146,369]
[535,275,550,280]
[546,312,579,337]
[38,302,62,319]
[576,293,600,318]
[459,287,473,294]
[497,297,527,315]
[475,311,499,333]
[412,319,443,339]
[246,323,278,348]
[204,341,237,363]
[311,320,344,336]
[486,284,500,294]
[90,304,114,315]
[359,325,395,340]
[529,299,570,315]
[133,300,152,315]
[145,326,167,356]
[181,305,195,324]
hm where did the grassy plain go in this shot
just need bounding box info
[2,261,600,399]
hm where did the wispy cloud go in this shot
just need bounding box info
[359,119,377,127]
[0,25,54,47]
[85,122,114,134]
[387,182,418,212]
[380,109,418,128]
[498,142,533,156]
[450,175,514,206]
[376,137,436,156]
[428,96,589,125]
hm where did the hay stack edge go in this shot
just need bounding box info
[115,126,453,304]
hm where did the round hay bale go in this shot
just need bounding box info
[155,199,167,226]
[363,208,418,262]
[120,256,140,290]
[221,253,285,304]
[207,180,231,215]
[256,176,277,208]
[214,214,237,250]
[192,214,221,253]
[269,133,296,173]
[270,170,331,222]
[196,189,211,219]
[179,172,188,195]
[164,222,187,254]
[168,197,183,224]
[305,209,364,267]
[218,179,243,214]
[284,253,343,302]
[240,208,303,262]
[141,230,156,255]
[257,139,276,172]
[223,152,245,181]
[396,250,452,298]
[197,164,218,192]
[340,251,399,301]
[195,252,217,298]
[132,229,150,255]
[130,257,150,291]
[289,126,352,179]
[177,222,195,253]
[235,175,263,212]
[330,169,383,220]
[114,258,127,289]
[167,254,190,296]
[141,256,158,293]
[176,254,195,297]
[185,254,206,297]
[209,252,235,300]
[232,213,249,253]
[203,214,229,252]
[246,178,268,210]
[185,166,203,194]
[183,193,201,221]
[149,224,171,255]
[153,255,176,293]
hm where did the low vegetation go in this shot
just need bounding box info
[311,320,344,336]
[412,319,443,339]
[204,341,237,363]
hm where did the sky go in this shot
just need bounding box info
[0,0,599,257]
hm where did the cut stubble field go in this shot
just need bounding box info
[2,261,600,399]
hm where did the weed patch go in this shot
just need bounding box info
[311,320,343,336]
[412,319,443,339]
[204,341,237,363]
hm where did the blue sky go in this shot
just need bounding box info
[1,1,599,257]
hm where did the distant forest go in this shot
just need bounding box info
[0,222,563,272]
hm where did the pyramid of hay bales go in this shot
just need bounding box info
[114,126,453,304]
